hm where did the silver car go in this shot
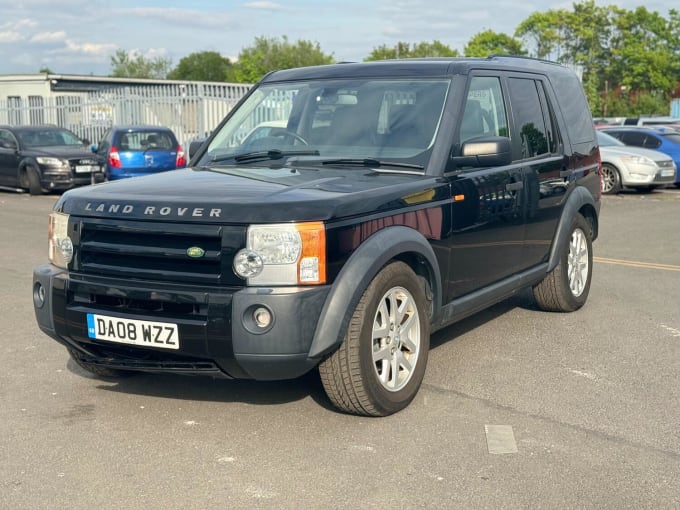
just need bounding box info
[598,130,677,194]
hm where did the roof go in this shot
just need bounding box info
[263,56,572,82]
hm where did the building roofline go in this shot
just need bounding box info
[0,72,246,87]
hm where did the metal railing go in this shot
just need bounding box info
[0,82,252,147]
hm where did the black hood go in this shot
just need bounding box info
[24,145,96,160]
[55,164,442,223]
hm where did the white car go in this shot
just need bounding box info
[597,131,677,194]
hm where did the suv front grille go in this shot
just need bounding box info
[73,218,246,286]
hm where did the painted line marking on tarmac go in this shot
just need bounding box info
[485,425,518,454]
[594,257,680,272]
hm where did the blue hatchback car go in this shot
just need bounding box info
[94,126,186,180]
[602,127,680,186]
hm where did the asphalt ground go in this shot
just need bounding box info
[1,186,679,509]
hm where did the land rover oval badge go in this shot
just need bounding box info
[186,246,205,258]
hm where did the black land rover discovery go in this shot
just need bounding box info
[33,56,601,416]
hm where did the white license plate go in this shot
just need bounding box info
[76,165,99,173]
[86,314,179,349]
[661,168,675,177]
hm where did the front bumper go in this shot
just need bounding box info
[41,168,106,190]
[33,264,330,380]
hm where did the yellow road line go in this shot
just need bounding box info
[594,257,680,272]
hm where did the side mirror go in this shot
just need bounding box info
[189,140,205,160]
[0,140,17,150]
[450,136,512,168]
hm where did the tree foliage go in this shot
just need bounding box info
[105,4,680,116]
[464,30,526,57]
[231,36,333,83]
[514,1,680,116]
[167,51,233,82]
[109,49,172,79]
[364,40,459,60]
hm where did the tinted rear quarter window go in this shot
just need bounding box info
[549,70,594,144]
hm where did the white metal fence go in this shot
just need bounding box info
[0,82,252,147]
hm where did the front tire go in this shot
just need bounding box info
[319,261,430,416]
[19,165,45,195]
[600,163,621,195]
[533,213,593,312]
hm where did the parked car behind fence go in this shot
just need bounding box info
[601,126,680,186]
[94,126,186,180]
[0,125,104,195]
[597,130,676,194]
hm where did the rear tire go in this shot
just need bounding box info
[68,348,133,379]
[533,213,593,312]
[318,261,429,416]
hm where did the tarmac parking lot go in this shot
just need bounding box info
[1,186,679,509]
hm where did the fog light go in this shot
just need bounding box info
[33,282,45,308]
[253,307,272,328]
[59,237,74,264]
[234,249,264,279]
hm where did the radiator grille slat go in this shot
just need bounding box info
[74,218,245,286]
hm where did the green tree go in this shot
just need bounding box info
[608,7,678,93]
[109,49,172,79]
[167,51,233,82]
[39,66,53,74]
[515,2,679,116]
[231,36,333,83]
[464,30,526,57]
[515,10,569,60]
[365,40,459,60]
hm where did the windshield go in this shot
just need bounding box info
[17,128,85,148]
[662,133,680,145]
[597,131,625,146]
[197,78,450,171]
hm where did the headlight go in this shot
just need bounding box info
[233,222,326,285]
[620,155,655,167]
[36,157,68,167]
[48,212,73,269]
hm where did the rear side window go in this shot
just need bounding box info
[616,131,647,147]
[641,135,661,149]
[117,131,175,151]
[507,77,555,159]
[549,71,594,144]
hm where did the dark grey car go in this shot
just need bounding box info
[0,125,104,194]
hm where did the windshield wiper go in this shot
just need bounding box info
[320,158,424,170]
[212,149,320,164]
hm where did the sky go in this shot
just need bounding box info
[0,0,677,77]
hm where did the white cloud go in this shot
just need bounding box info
[0,31,23,43]
[244,2,286,10]
[124,47,168,59]
[112,7,237,30]
[31,31,68,43]
[382,26,402,36]
[48,39,118,57]
[8,18,38,30]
